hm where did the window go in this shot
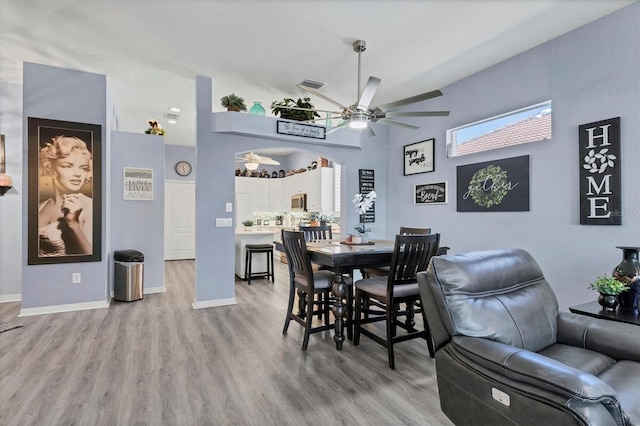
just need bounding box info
[446,100,552,157]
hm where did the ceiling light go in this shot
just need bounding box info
[167,119,177,124]
[245,162,259,170]
[169,107,181,113]
[349,111,369,129]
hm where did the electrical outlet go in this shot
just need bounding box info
[215,218,233,227]
[72,273,81,284]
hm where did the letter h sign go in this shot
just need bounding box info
[579,117,621,225]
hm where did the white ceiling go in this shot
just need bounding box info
[1,0,634,147]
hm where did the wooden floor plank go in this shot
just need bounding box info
[0,259,452,425]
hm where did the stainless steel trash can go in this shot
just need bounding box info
[114,249,144,302]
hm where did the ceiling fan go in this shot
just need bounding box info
[296,40,450,136]
[235,152,280,170]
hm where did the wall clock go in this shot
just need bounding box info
[175,161,192,176]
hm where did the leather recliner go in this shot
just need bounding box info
[417,248,640,426]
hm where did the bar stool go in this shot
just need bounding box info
[244,244,275,285]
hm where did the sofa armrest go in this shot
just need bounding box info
[556,312,640,361]
[451,336,621,404]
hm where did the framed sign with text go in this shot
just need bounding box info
[123,167,153,201]
[579,117,621,225]
[415,182,448,205]
[358,169,375,223]
[276,120,326,139]
[404,138,434,175]
[456,155,529,212]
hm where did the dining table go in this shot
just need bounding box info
[275,239,397,350]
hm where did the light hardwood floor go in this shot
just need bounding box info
[0,259,452,426]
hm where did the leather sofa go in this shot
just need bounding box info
[417,248,640,426]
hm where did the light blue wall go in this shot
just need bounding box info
[384,4,640,310]
[194,76,388,304]
[110,131,165,292]
[21,63,110,308]
[0,82,23,299]
[166,145,196,181]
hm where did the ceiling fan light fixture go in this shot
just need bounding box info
[245,162,259,171]
[349,111,369,129]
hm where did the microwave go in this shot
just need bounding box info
[291,193,307,211]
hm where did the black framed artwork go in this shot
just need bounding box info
[414,181,448,205]
[404,138,434,175]
[456,155,530,212]
[28,117,102,265]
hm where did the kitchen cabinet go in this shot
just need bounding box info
[269,179,284,211]
[301,168,334,212]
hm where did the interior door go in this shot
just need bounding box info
[164,180,196,260]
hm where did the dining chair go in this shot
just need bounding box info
[299,225,333,242]
[354,233,440,369]
[362,227,432,278]
[281,230,353,350]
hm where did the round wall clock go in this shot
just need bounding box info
[175,161,192,176]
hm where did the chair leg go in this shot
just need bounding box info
[301,292,313,350]
[346,283,354,341]
[244,250,249,282]
[269,250,275,282]
[283,283,295,335]
[247,251,252,285]
[354,289,363,346]
[297,289,307,317]
[387,303,396,370]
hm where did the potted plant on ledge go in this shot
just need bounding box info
[271,97,320,121]
[221,93,247,112]
[588,275,630,311]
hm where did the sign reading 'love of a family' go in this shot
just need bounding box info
[579,117,621,225]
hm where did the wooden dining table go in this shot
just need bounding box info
[275,239,397,350]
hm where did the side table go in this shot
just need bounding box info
[569,301,640,326]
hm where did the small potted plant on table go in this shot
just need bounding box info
[242,220,254,231]
[588,275,630,311]
[221,93,247,112]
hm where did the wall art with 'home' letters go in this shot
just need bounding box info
[579,117,621,225]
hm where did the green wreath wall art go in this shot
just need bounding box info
[464,165,514,208]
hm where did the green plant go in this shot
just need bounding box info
[221,93,247,112]
[588,275,630,295]
[271,97,320,121]
[242,220,254,226]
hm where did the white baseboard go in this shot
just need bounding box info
[0,293,21,303]
[145,286,166,294]
[18,299,111,317]
[192,297,236,310]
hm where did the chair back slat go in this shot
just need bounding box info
[299,225,332,242]
[389,234,440,288]
[281,230,314,283]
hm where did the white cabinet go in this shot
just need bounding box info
[236,168,335,215]
[269,179,283,211]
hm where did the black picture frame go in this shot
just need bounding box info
[456,155,530,212]
[28,117,102,265]
[404,138,434,175]
[414,181,448,205]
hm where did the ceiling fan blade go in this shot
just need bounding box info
[376,89,443,112]
[326,121,348,135]
[235,158,248,162]
[384,110,450,118]
[356,76,381,111]
[296,84,350,111]
[275,105,339,114]
[376,118,420,130]
[260,159,280,165]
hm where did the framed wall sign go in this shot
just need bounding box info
[404,138,434,175]
[358,169,375,223]
[276,120,326,139]
[579,117,621,225]
[123,167,153,200]
[456,155,530,212]
[414,181,448,205]
[27,117,102,265]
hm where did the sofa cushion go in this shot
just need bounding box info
[429,248,559,352]
[598,361,640,426]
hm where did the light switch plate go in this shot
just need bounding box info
[225,202,232,212]
[216,218,233,227]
